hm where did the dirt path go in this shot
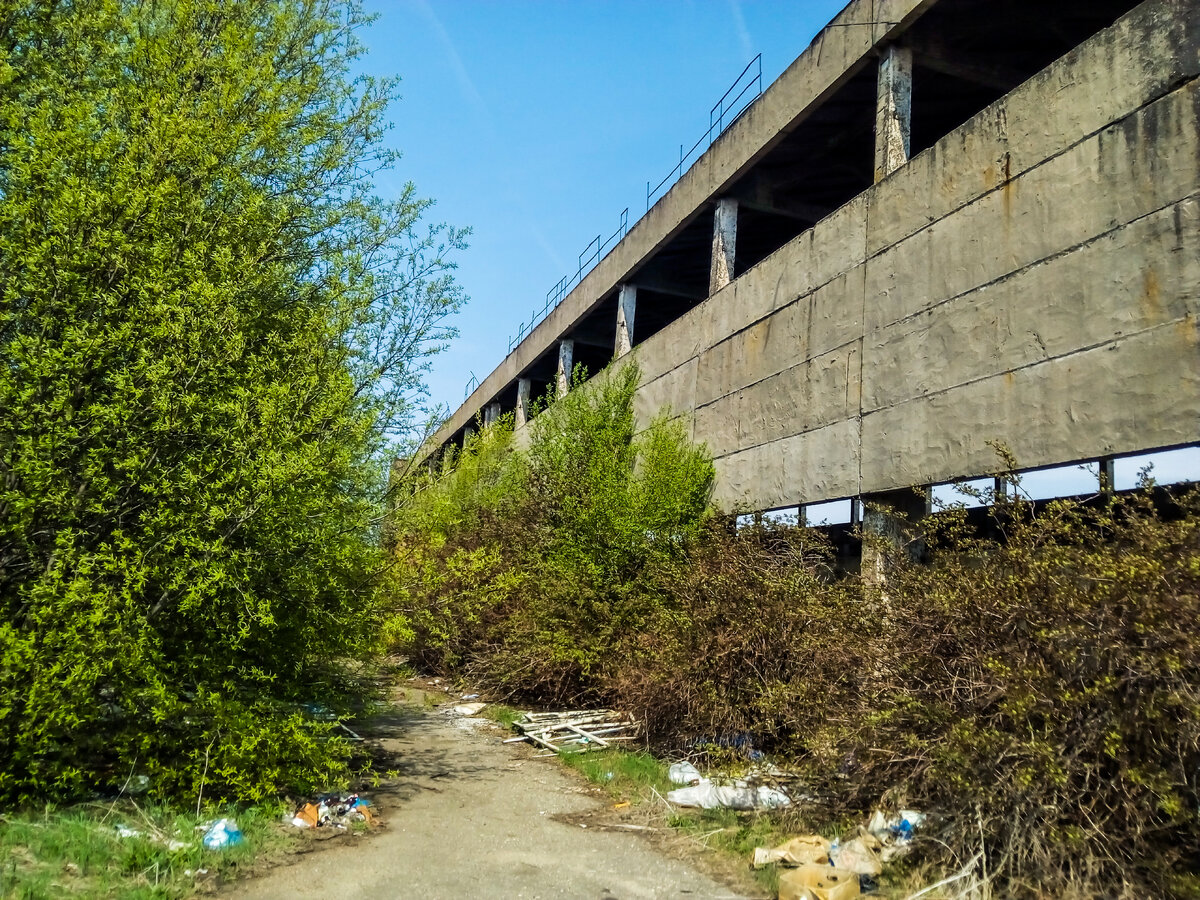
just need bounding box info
[229,689,751,900]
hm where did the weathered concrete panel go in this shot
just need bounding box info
[634,357,698,439]
[867,0,1200,255]
[861,322,1200,491]
[712,418,861,512]
[703,266,865,404]
[866,80,1200,331]
[631,305,707,386]
[864,197,1200,411]
[698,344,862,458]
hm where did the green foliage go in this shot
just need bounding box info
[860,488,1200,898]
[389,361,715,701]
[0,0,465,803]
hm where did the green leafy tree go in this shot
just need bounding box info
[0,0,466,802]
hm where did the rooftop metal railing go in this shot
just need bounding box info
[504,207,629,357]
[645,54,763,210]
[468,54,766,400]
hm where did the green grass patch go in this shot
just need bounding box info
[557,748,673,802]
[0,801,292,899]
[479,704,523,730]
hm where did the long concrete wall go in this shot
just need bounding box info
[431,0,936,446]
[629,0,1199,511]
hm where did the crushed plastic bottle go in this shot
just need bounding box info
[202,818,243,850]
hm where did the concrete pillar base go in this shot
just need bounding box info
[861,486,930,596]
[615,284,637,357]
[709,198,738,294]
[874,45,913,182]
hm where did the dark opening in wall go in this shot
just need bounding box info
[726,61,879,276]
[905,0,1146,157]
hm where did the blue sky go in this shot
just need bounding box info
[356,0,849,415]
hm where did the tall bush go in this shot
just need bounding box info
[390,363,715,700]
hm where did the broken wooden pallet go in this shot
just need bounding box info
[507,709,640,754]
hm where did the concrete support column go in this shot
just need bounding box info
[463,424,475,445]
[615,284,637,358]
[483,402,500,428]
[1099,456,1116,497]
[515,378,532,428]
[709,198,738,295]
[861,487,930,597]
[556,339,574,398]
[874,45,913,183]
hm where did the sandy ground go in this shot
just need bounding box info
[228,688,751,900]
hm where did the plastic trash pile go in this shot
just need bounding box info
[665,759,792,810]
[752,807,926,898]
[201,818,243,849]
[290,793,375,829]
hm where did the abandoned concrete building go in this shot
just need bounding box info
[420,0,1199,531]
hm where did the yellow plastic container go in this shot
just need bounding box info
[778,863,861,900]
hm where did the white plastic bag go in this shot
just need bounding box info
[668,761,703,785]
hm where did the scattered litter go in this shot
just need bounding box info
[460,693,480,700]
[289,793,376,830]
[508,710,640,754]
[115,824,190,851]
[448,702,487,717]
[780,863,861,900]
[201,818,243,850]
[830,833,883,876]
[667,780,791,810]
[613,801,630,810]
[668,761,703,785]
[865,808,924,862]
[752,834,831,868]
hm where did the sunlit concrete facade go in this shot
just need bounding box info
[424,0,1199,518]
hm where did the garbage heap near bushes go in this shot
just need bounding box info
[387,364,1200,899]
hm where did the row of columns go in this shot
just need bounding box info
[474,44,913,439]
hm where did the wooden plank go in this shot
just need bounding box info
[566,725,609,748]
[523,731,562,753]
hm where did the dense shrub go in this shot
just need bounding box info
[613,490,1200,897]
[389,362,714,701]
[393,372,1200,896]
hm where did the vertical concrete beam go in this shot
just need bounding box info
[463,424,475,445]
[861,487,930,596]
[483,402,500,428]
[615,284,637,358]
[515,378,532,428]
[709,198,738,295]
[874,45,913,183]
[1099,456,1116,497]
[556,339,574,398]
